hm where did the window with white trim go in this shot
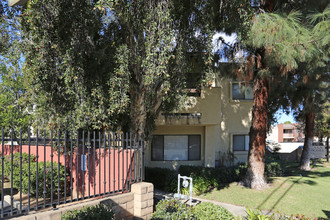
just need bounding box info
[233,135,249,151]
[232,82,253,100]
[151,135,201,161]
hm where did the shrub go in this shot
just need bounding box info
[151,199,194,220]
[1,152,68,197]
[1,152,36,177]
[145,167,177,192]
[21,161,67,198]
[265,162,282,177]
[179,166,218,195]
[152,199,234,220]
[245,208,272,220]
[193,202,234,220]
[62,204,114,220]
[147,161,282,195]
[234,163,248,180]
[244,208,318,220]
[179,165,239,195]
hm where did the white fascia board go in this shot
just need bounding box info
[7,0,28,7]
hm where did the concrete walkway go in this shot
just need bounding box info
[192,197,248,217]
[154,189,273,218]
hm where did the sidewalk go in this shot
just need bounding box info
[154,189,273,218]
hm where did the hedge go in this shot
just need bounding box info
[146,160,282,195]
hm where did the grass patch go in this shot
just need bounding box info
[198,160,330,219]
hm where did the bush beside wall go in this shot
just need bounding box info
[1,152,68,197]
[62,204,114,220]
[151,199,234,220]
[145,167,177,192]
[151,199,194,220]
[193,202,234,220]
[146,159,283,194]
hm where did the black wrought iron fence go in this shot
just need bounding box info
[0,128,144,218]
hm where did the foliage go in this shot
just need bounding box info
[314,101,330,140]
[146,161,281,195]
[224,0,330,187]
[145,167,177,192]
[243,208,321,220]
[1,152,35,177]
[0,2,32,137]
[61,204,114,220]
[179,162,281,195]
[192,202,234,220]
[0,64,31,137]
[21,0,118,132]
[25,161,67,198]
[19,0,216,135]
[179,166,221,195]
[1,152,67,198]
[264,162,282,177]
[151,199,194,220]
[152,199,234,220]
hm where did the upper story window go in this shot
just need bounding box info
[232,82,253,100]
[283,129,293,134]
[233,134,249,151]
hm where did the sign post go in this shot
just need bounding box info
[173,174,193,206]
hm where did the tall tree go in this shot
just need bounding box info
[227,0,329,188]
[20,0,215,137]
[0,1,31,136]
[286,5,329,170]
[21,0,120,132]
[298,7,329,170]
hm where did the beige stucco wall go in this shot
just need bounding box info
[150,79,252,168]
[156,87,222,126]
[217,79,252,164]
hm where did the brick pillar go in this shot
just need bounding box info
[131,182,154,220]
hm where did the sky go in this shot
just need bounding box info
[276,111,296,124]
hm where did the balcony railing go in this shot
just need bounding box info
[283,133,294,138]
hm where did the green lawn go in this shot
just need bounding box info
[198,161,330,219]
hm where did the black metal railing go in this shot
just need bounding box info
[0,128,144,218]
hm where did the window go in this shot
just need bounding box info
[233,135,249,151]
[151,135,201,161]
[232,83,253,100]
[283,129,293,134]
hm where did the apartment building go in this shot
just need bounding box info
[268,123,304,143]
[146,79,253,170]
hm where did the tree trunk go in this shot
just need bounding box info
[130,87,147,136]
[130,85,148,180]
[300,111,314,170]
[326,136,329,162]
[243,76,269,189]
